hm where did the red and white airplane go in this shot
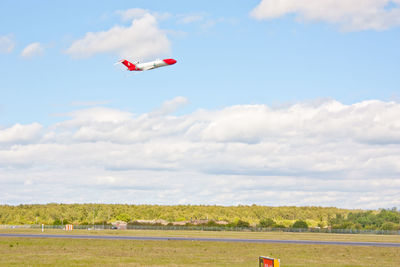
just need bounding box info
[116,58,177,71]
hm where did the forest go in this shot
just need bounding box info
[0,204,399,230]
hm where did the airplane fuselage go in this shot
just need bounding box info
[120,58,177,71]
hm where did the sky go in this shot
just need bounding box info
[0,0,400,208]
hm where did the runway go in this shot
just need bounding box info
[1,233,400,247]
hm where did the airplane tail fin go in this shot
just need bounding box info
[116,59,137,71]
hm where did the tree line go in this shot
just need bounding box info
[0,204,398,230]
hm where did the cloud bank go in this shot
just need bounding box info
[251,0,400,31]
[1,97,400,208]
[66,11,170,59]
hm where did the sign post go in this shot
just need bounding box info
[259,256,280,267]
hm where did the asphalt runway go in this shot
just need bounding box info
[1,233,400,247]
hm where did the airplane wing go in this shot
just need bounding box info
[141,65,156,71]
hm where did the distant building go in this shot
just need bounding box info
[112,221,127,230]
[154,219,169,225]
[171,219,229,226]
[191,219,209,225]
[131,218,230,227]
[134,219,169,225]
[172,221,187,226]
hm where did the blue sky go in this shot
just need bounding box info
[1,0,399,125]
[1,0,400,207]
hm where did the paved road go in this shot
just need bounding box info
[1,233,400,247]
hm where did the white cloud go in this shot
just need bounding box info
[1,98,400,208]
[0,35,15,54]
[20,42,44,58]
[66,12,170,59]
[251,0,400,31]
[0,123,42,144]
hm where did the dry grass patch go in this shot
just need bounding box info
[0,237,399,266]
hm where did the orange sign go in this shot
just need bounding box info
[259,256,280,267]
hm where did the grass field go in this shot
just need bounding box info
[1,229,400,266]
[1,237,400,266]
[1,228,400,243]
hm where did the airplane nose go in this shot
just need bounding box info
[163,59,177,65]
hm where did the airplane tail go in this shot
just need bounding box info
[117,59,137,71]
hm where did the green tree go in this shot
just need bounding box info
[259,218,275,228]
[380,222,399,231]
[236,220,250,228]
[115,213,131,222]
[292,220,308,229]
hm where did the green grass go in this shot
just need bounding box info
[1,229,400,266]
[0,236,399,266]
[1,228,400,243]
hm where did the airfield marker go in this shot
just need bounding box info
[259,256,280,267]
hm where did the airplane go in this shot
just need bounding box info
[116,58,177,71]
